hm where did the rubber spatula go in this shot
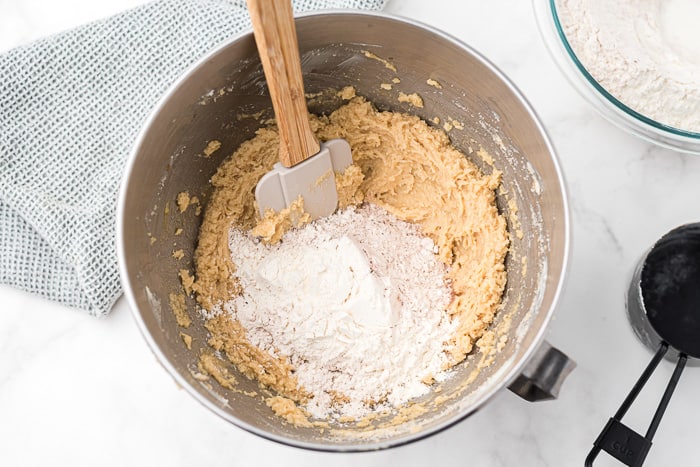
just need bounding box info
[247,0,352,219]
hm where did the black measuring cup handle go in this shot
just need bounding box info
[508,340,576,402]
[585,342,688,467]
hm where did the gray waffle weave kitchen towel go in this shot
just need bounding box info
[0,0,386,316]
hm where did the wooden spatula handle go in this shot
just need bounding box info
[247,0,320,168]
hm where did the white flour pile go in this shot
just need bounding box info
[557,0,700,133]
[226,204,455,419]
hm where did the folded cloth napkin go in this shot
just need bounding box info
[0,0,386,316]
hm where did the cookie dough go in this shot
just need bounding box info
[192,95,509,418]
[397,91,424,108]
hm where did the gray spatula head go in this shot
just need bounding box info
[255,138,353,219]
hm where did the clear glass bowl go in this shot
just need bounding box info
[533,0,700,155]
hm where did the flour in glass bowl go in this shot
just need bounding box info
[225,204,456,420]
[557,0,700,133]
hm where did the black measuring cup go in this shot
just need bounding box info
[586,223,700,466]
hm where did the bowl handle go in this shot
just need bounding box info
[508,340,576,402]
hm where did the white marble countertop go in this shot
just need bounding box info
[2,1,700,466]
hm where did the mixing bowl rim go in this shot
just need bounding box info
[117,9,571,452]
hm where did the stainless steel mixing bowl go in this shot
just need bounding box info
[117,11,572,451]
